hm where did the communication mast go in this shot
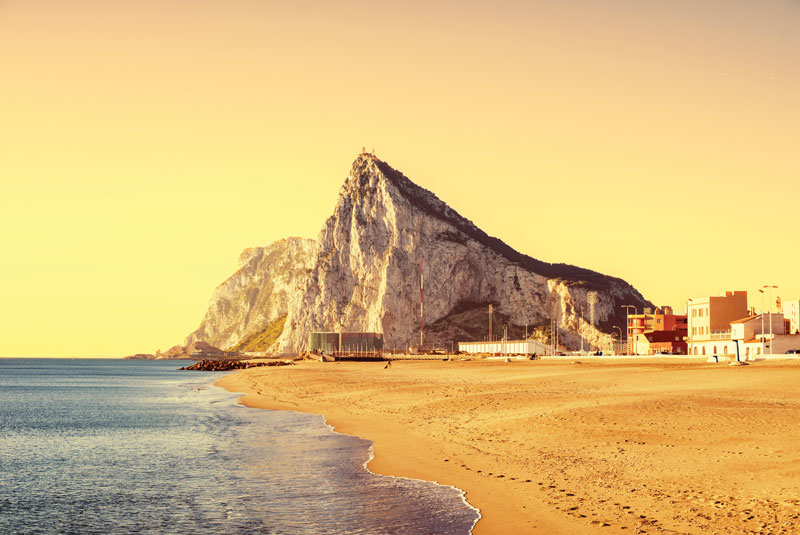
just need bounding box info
[588,291,598,326]
[584,291,598,353]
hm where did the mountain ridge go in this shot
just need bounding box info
[373,156,636,292]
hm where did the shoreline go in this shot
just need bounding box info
[334,415,482,534]
[214,369,550,533]
[216,358,800,534]
[214,372,491,532]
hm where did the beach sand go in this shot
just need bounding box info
[216,358,800,534]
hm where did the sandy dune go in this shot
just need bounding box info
[216,358,800,534]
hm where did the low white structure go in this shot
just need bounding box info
[458,339,552,355]
[691,313,800,358]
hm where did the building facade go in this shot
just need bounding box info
[783,300,800,335]
[308,332,384,353]
[729,314,787,358]
[632,330,688,355]
[686,291,748,356]
[459,339,552,355]
[627,306,688,354]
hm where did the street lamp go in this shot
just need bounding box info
[686,298,692,356]
[764,285,778,355]
[759,289,765,356]
[621,305,637,355]
[612,326,623,354]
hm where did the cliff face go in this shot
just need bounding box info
[275,155,650,352]
[184,237,316,349]
[188,154,651,352]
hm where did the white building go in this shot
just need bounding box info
[687,291,747,356]
[783,300,800,335]
[459,339,552,355]
[730,314,785,358]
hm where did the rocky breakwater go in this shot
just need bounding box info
[180,359,294,371]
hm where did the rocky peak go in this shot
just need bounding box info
[187,154,651,354]
[272,154,651,352]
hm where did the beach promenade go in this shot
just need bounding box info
[217,358,800,534]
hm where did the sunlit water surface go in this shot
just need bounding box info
[0,359,479,534]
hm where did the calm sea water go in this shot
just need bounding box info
[0,359,479,534]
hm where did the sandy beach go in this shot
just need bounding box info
[216,358,800,534]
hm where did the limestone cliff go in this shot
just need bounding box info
[188,154,651,353]
[184,238,316,349]
[275,155,650,352]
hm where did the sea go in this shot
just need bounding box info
[0,359,479,535]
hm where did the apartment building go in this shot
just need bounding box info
[686,291,747,356]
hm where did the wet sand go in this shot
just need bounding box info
[216,358,800,534]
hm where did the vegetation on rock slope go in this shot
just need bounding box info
[229,315,287,352]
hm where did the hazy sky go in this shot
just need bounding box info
[2,0,798,357]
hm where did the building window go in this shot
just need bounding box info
[724,345,728,354]
[702,347,706,355]
[713,345,717,354]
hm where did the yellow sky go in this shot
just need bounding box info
[1,0,798,357]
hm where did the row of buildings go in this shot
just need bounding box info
[627,291,800,357]
[305,290,800,358]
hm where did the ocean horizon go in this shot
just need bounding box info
[0,358,479,534]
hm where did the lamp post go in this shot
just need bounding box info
[764,285,778,355]
[612,326,623,354]
[580,302,585,355]
[621,305,637,355]
[759,289,765,356]
[686,298,692,356]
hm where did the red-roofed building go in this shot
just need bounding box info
[627,306,688,354]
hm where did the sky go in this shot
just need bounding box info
[1,0,798,357]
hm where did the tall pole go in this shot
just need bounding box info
[764,285,778,355]
[759,289,765,355]
[686,299,691,356]
[555,314,559,353]
[621,305,636,355]
[769,286,773,356]
[420,259,424,350]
